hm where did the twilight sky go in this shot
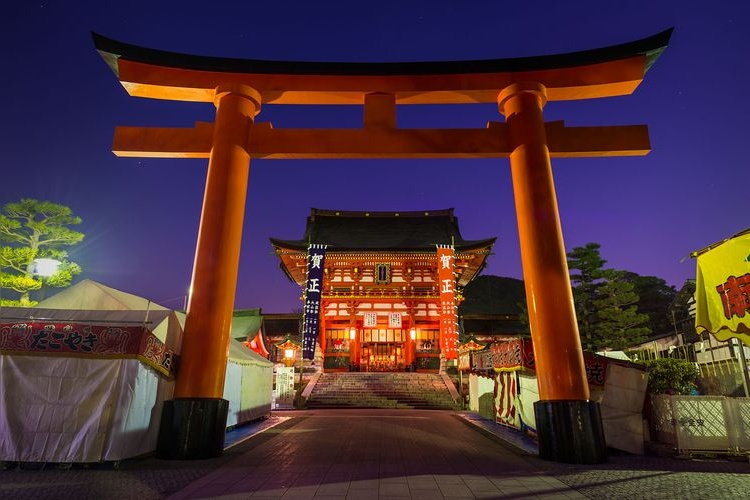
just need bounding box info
[2,1,747,312]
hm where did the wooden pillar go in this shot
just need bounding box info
[404,321,414,370]
[498,82,606,464]
[350,322,360,369]
[319,301,327,356]
[408,325,417,370]
[157,84,261,460]
[348,300,360,369]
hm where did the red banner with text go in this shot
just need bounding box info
[437,245,458,360]
[0,321,178,377]
[483,338,610,387]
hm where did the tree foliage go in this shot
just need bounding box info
[670,280,697,338]
[591,269,650,350]
[458,275,526,315]
[567,243,651,351]
[642,357,699,395]
[568,243,606,350]
[622,272,678,336]
[459,275,530,339]
[0,199,84,306]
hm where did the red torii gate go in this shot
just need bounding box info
[94,29,672,463]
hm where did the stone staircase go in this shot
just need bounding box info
[304,372,460,410]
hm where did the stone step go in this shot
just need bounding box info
[305,372,459,410]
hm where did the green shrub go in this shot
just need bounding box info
[642,358,699,395]
[416,357,440,370]
[323,356,350,370]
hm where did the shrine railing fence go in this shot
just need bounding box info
[650,394,750,456]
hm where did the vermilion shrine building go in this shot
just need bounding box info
[272,209,494,372]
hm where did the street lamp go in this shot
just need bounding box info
[30,258,62,302]
[349,326,358,371]
[31,258,61,277]
[409,327,417,372]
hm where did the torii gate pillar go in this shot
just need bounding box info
[500,83,605,463]
[156,85,260,459]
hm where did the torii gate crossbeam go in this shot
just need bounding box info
[94,28,672,464]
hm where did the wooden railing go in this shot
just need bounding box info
[323,287,438,299]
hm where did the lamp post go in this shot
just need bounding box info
[284,348,296,367]
[349,326,357,371]
[274,336,301,408]
[31,258,62,302]
[31,258,62,277]
[409,326,417,372]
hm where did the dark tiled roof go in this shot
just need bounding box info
[263,314,302,336]
[93,30,671,77]
[270,208,495,252]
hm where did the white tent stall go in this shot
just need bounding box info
[170,311,274,428]
[223,340,273,427]
[463,338,649,455]
[0,280,272,463]
[0,306,178,463]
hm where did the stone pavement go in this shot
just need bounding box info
[2,409,749,499]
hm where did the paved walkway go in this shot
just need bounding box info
[2,409,749,499]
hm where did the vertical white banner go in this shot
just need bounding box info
[364,312,378,327]
[388,312,402,328]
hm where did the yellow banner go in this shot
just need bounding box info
[695,230,750,346]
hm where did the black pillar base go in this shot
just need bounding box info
[156,398,229,460]
[534,400,607,464]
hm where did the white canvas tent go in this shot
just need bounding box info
[171,311,273,427]
[224,334,273,426]
[0,307,177,463]
[36,279,183,353]
[0,280,272,463]
[465,339,649,455]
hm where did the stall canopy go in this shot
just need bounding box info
[35,278,182,353]
[37,279,167,311]
[0,279,181,463]
[693,228,750,347]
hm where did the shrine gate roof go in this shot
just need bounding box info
[92,29,671,104]
[270,208,495,253]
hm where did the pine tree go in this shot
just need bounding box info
[567,243,651,351]
[567,243,606,351]
[0,199,84,306]
[592,269,651,350]
[622,272,678,336]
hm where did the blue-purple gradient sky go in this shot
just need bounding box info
[2,1,747,312]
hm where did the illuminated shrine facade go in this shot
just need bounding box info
[272,209,495,372]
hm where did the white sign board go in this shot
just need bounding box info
[364,312,378,327]
[274,367,295,408]
[388,312,402,328]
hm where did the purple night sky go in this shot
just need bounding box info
[2,1,747,312]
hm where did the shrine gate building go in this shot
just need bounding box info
[271,208,495,372]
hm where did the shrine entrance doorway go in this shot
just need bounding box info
[360,328,406,372]
[361,342,404,372]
